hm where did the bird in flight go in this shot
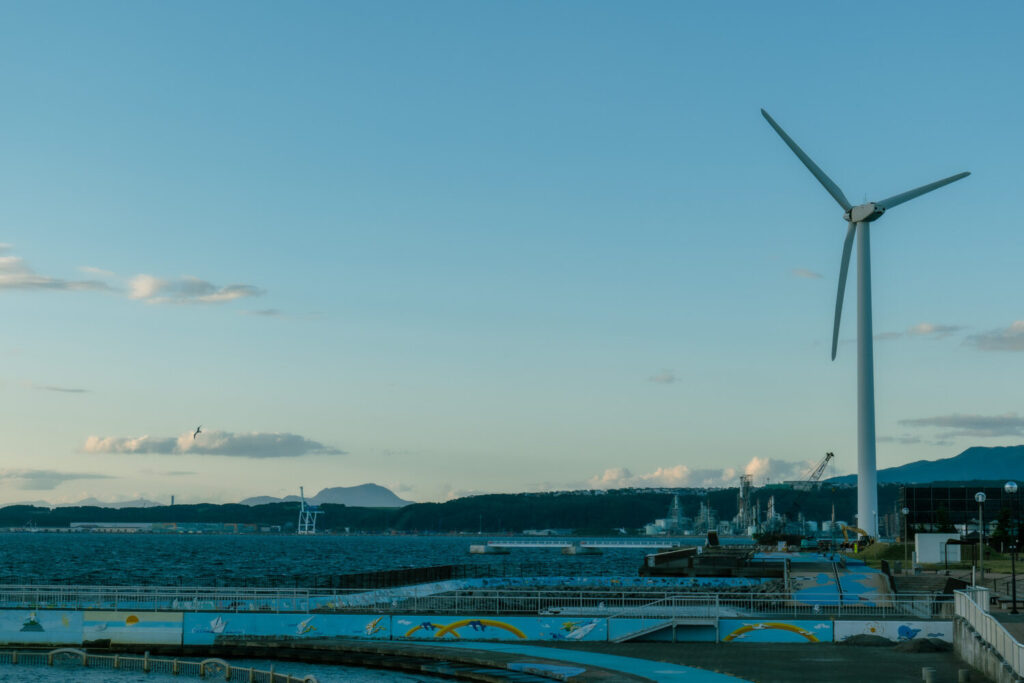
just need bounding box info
[193,425,202,440]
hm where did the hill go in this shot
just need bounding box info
[826,445,1024,485]
[239,483,412,508]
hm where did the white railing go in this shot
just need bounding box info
[608,594,719,641]
[0,585,315,613]
[385,589,948,618]
[0,649,318,682]
[955,588,1024,675]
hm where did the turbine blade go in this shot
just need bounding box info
[761,109,852,212]
[831,222,857,361]
[875,171,970,210]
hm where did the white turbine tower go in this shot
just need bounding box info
[761,109,969,539]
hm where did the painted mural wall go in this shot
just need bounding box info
[83,611,183,645]
[183,613,390,646]
[0,610,83,645]
[834,620,953,643]
[719,619,833,643]
[394,615,607,642]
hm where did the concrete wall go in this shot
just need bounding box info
[0,608,954,646]
[916,533,961,564]
[834,620,952,643]
[954,618,1018,683]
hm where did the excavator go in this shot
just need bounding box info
[839,524,875,550]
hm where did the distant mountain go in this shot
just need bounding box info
[240,484,412,508]
[63,497,164,509]
[10,498,164,509]
[826,445,1024,485]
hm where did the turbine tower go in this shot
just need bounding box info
[761,109,969,539]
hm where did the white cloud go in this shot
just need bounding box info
[966,321,1024,351]
[875,322,964,341]
[83,430,344,458]
[791,268,823,279]
[0,255,113,292]
[587,459,799,490]
[907,323,964,338]
[128,275,263,305]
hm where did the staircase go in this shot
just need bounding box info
[608,594,719,643]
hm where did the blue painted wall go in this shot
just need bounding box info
[183,613,389,645]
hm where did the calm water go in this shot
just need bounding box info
[0,533,730,584]
[0,660,442,682]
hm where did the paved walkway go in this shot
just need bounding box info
[426,641,747,682]
[538,643,976,683]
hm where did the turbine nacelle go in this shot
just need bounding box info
[845,202,884,223]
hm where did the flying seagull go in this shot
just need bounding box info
[193,425,202,440]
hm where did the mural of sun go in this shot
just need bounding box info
[125,615,140,626]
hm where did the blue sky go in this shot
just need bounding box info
[1,1,1021,504]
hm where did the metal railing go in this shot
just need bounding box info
[607,595,719,641]
[347,589,950,618]
[0,648,318,682]
[955,588,1024,675]
[0,585,316,613]
[0,582,954,619]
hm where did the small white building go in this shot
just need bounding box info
[914,533,961,564]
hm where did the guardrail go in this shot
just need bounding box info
[0,648,318,682]
[955,588,1024,675]
[0,583,953,619]
[370,589,950,618]
[0,585,316,613]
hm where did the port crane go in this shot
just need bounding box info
[297,486,323,535]
[804,451,834,484]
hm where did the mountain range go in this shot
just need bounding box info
[239,483,413,508]
[826,445,1024,485]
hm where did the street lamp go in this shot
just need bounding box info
[1006,481,1019,614]
[901,507,910,569]
[976,491,987,582]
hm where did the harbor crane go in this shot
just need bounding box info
[297,486,323,535]
[805,451,835,484]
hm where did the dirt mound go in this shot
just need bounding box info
[894,638,952,653]
[838,634,895,647]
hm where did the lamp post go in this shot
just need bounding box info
[976,492,987,582]
[1006,482,1019,614]
[902,507,910,569]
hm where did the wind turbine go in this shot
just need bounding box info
[761,109,969,539]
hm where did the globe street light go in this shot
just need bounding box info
[1006,481,1019,614]
[976,492,987,582]
[902,507,910,569]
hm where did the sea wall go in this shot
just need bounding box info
[0,609,953,646]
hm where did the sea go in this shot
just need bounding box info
[0,533,746,681]
[0,532,746,585]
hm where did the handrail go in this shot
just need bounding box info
[0,648,319,682]
[955,588,1024,674]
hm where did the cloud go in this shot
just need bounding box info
[79,266,116,278]
[245,308,285,317]
[35,385,90,394]
[83,430,344,458]
[0,255,114,293]
[875,322,965,342]
[0,469,113,491]
[791,268,823,279]
[966,321,1024,352]
[899,413,1024,438]
[907,323,964,338]
[128,275,263,305]
[648,370,678,385]
[877,435,923,445]
[587,457,814,490]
